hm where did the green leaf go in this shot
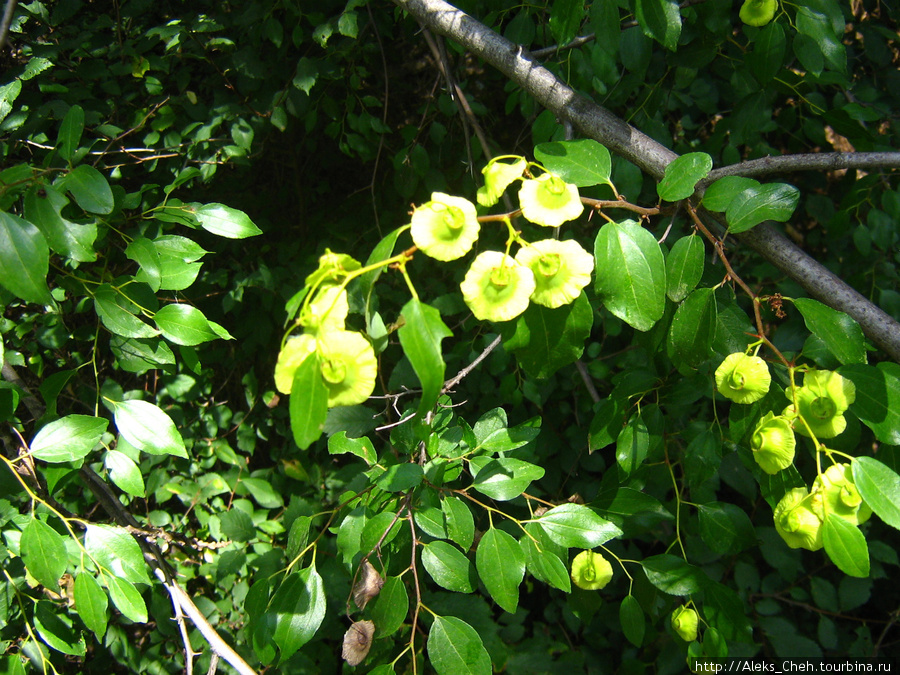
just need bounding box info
[442,496,475,550]
[195,203,262,239]
[667,287,717,373]
[73,573,108,639]
[105,450,145,497]
[616,413,649,474]
[137,235,206,291]
[111,399,187,458]
[796,6,846,74]
[272,565,326,664]
[428,616,491,675]
[533,139,612,188]
[24,185,98,262]
[594,220,666,331]
[793,298,866,365]
[839,364,900,444]
[34,600,86,656]
[421,541,475,593]
[370,576,408,638]
[521,523,570,591]
[619,595,645,647]
[476,528,525,613]
[536,503,622,548]
[665,234,705,302]
[30,414,108,463]
[701,176,761,212]
[635,0,681,51]
[59,165,114,214]
[376,463,424,492]
[823,514,869,577]
[697,502,756,555]
[94,284,159,339]
[503,292,593,379]
[21,518,68,591]
[328,431,376,464]
[726,183,800,233]
[852,457,900,531]
[359,227,403,317]
[588,397,626,451]
[0,211,53,304]
[748,21,786,84]
[57,104,84,163]
[641,554,703,595]
[548,0,584,46]
[106,575,147,623]
[700,577,753,642]
[84,524,150,584]
[470,456,545,501]
[293,57,318,94]
[220,508,256,542]
[290,353,328,450]
[399,299,452,416]
[154,303,229,345]
[657,153,712,201]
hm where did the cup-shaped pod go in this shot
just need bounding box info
[274,334,317,395]
[773,487,824,551]
[784,369,856,439]
[812,463,872,526]
[715,353,771,404]
[460,251,536,322]
[518,173,584,227]
[750,412,796,474]
[411,193,480,262]
[514,239,593,308]
[671,606,699,642]
[477,156,527,207]
[570,550,613,591]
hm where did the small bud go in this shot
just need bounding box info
[773,488,824,551]
[570,550,613,590]
[750,412,796,474]
[811,463,872,526]
[671,606,699,642]
[715,353,771,404]
[518,172,584,227]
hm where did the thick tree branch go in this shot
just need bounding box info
[704,152,900,183]
[393,0,900,363]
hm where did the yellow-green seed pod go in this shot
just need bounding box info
[518,173,584,227]
[785,369,856,439]
[715,353,771,404]
[570,550,613,591]
[812,463,872,526]
[274,334,317,394]
[477,156,527,207]
[739,0,777,26]
[750,412,796,474]
[460,251,536,322]
[773,487,824,551]
[514,239,593,308]
[671,606,699,642]
[410,193,481,262]
[316,330,378,407]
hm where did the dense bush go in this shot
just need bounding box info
[1,0,899,673]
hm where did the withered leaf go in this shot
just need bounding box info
[353,559,384,610]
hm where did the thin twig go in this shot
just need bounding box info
[441,334,503,393]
